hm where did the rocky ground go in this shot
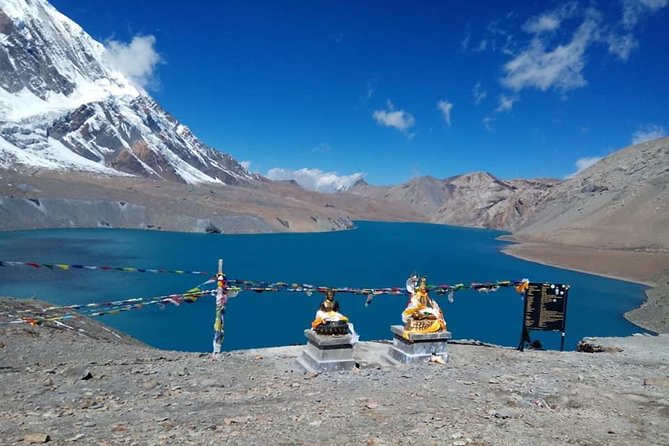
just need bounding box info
[1,298,668,446]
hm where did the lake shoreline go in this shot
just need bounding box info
[498,236,669,334]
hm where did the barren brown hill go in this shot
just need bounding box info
[501,138,669,299]
[345,172,559,230]
[513,137,669,251]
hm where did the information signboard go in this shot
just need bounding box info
[524,282,569,331]
[519,282,570,351]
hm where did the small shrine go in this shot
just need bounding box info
[386,275,452,364]
[299,290,357,372]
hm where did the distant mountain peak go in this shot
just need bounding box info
[0,0,257,185]
[408,175,439,183]
[0,0,139,116]
[459,170,497,179]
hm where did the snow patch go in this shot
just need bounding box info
[0,132,130,176]
[0,77,139,122]
[0,134,60,169]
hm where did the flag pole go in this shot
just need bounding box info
[212,258,226,357]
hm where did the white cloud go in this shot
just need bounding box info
[640,0,669,8]
[240,160,252,170]
[482,95,518,131]
[631,124,666,144]
[495,94,518,113]
[488,1,665,116]
[607,33,639,60]
[567,156,603,178]
[501,12,600,93]
[436,100,454,126]
[266,167,364,193]
[104,35,162,88]
[477,19,519,55]
[622,0,668,30]
[522,1,579,34]
[372,101,415,132]
[482,116,495,132]
[607,0,667,60]
[473,82,487,104]
[523,15,561,34]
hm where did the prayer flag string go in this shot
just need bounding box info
[0,260,526,296]
[224,278,528,296]
[0,260,211,276]
[0,277,528,326]
[0,255,532,330]
[0,289,215,326]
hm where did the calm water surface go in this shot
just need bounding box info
[0,221,649,351]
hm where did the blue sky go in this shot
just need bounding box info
[51,0,668,191]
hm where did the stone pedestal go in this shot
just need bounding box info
[386,325,452,364]
[297,329,356,372]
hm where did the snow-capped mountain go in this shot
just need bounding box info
[0,0,257,184]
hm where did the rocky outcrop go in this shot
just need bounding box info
[431,173,557,230]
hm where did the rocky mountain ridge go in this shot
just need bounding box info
[0,0,257,185]
[345,171,559,231]
[343,138,669,252]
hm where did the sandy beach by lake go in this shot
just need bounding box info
[501,238,669,334]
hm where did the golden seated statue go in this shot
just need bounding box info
[311,290,350,335]
[402,276,446,334]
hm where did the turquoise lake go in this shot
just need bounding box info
[0,221,649,351]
